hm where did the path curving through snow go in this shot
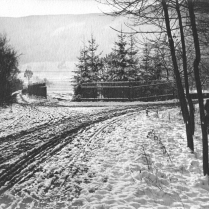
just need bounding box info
[0,101,209,209]
[71,110,209,209]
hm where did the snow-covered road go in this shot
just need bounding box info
[0,97,148,208]
[0,97,208,209]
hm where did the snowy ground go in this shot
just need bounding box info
[0,94,208,209]
[70,109,209,209]
[48,91,73,101]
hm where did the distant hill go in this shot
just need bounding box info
[0,14,127,63]
[0,13,128,92]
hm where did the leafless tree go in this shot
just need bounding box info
[99,0,209,175]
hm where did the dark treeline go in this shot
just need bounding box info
[0,35,23,105]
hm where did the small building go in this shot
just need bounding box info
[28,83,47,98]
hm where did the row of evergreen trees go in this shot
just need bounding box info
[74,31,144,84]
[72,31,174,101]
[73,31,167,86]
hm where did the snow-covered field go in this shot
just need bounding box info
[0,94,208,209]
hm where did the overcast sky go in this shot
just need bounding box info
[0,0,110,17]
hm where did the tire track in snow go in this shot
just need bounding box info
[0,105,147,196]
[71,110,190,208]
[0,103,180,208]
[24,110,144,208]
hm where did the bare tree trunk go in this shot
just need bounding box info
[188,0,209,175]
[162,0,193,151]
[176,0,194,151]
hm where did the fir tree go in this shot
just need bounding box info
[103,31,139,81]
[73,35,103,98]
[142,42,168,81]
[86,34,103,82]
[127,35,139,80]
[74,44,89,83]
[140,42,158,81]
[102,52,118,81]
[112,29,130,81]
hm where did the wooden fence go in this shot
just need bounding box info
[79,81,177,101]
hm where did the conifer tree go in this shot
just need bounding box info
[127,35,139,80]
[102,52,118,81]
[140,41,165,81]
[74,44,89,83]
[103,32,139,81]
[140,42,154,80]
[74,35,103,84]
[112,29,130,81]
[86,34,103,82]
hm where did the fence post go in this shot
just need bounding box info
[80,85,83,101]
[129,81,131,101]
[131,82,133,101]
